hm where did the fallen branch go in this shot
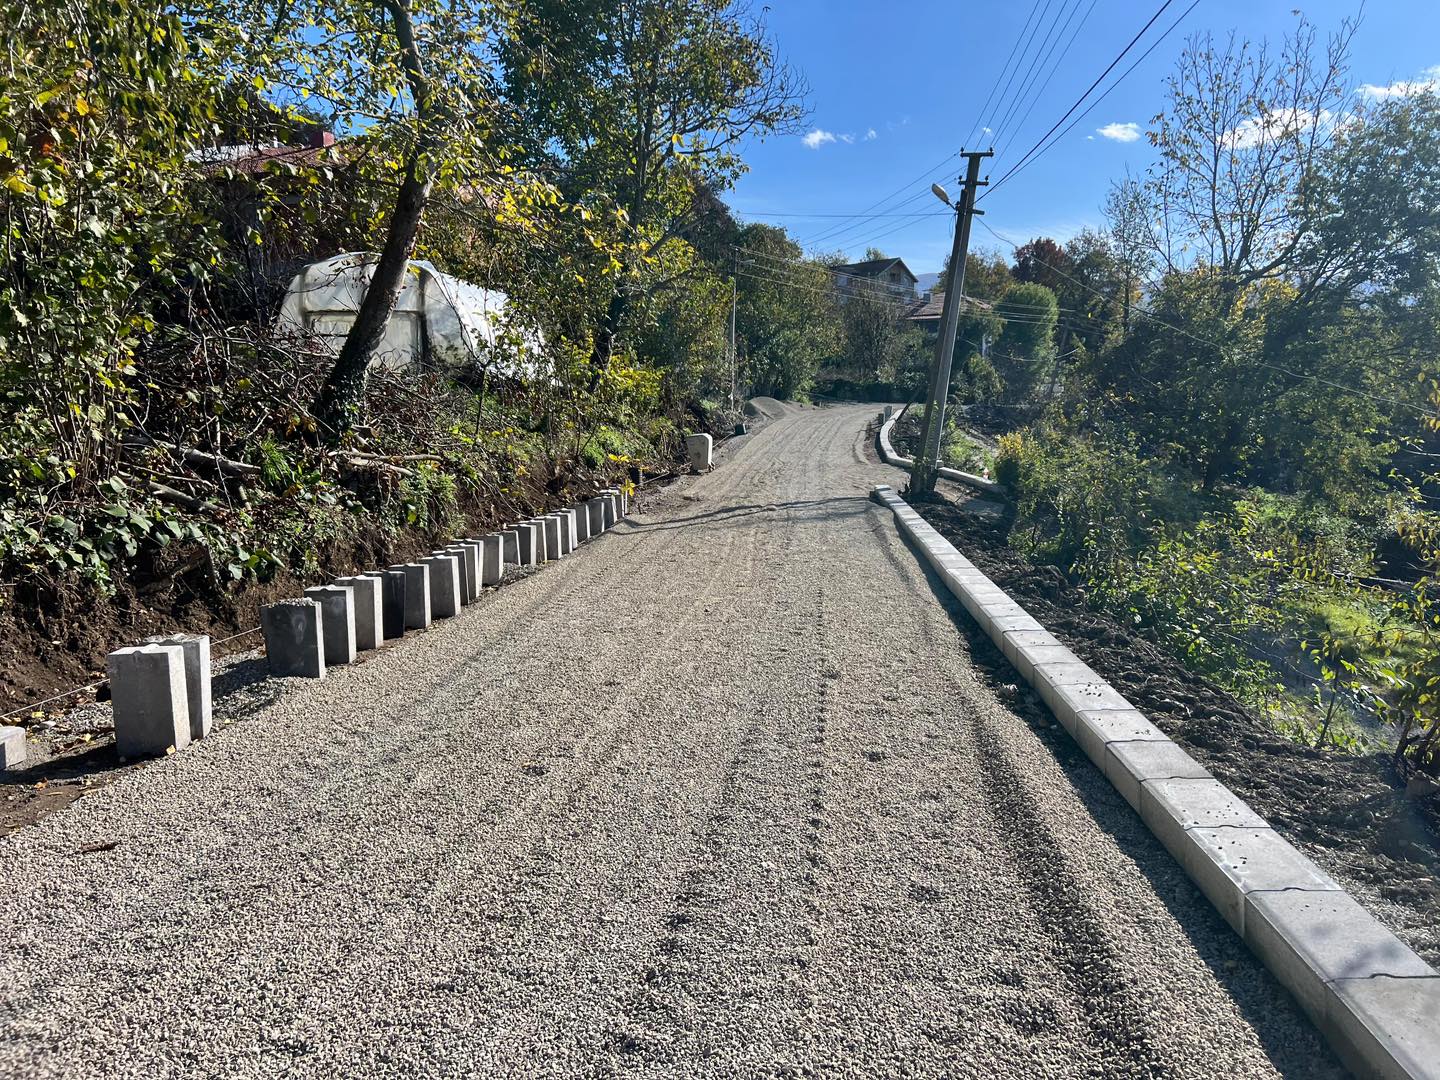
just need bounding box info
[340,457,413,477]
[146,481,219,515]
[127,433,261,477]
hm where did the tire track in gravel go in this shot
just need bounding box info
[0,403,1345,1080]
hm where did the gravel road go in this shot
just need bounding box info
[0,403,1341,1078]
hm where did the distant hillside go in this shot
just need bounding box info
[914,272,940,295]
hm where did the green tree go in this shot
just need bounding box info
[1,0,220,553]
[496,0,806,386]
[734,224,837,399]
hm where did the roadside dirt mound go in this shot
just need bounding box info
[913,493,1440,967]
[745,396,791,420]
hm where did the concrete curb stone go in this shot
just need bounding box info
[0,725,25,769]
[261,599,326,679]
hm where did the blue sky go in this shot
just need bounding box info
[728,0,1440,276]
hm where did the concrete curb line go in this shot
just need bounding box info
[871,481,1440,1080]
[877,408,1004,497]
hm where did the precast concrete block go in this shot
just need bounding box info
[602,487,625,521]
[442,545,476,604]
[587,498,607,535]
[540,515,563,558]
[107,643,190,757]
[559,509,579,552]
[1032,663,1133,728]
[363,569,407,639]
[262,599,326,678]
[511,523,538,565]
[479,534,504,585]
[574,503,591,543]
[554,512,573,554]
[601,494,617,530]
[500,528,520,565]
[423,553,462,618]
[303,585,357,666]
[1103,739,1212,812]
[1069,708,1166,769]
[1010,642,1081,683]
[388,563,432,629]
[1139,777,1268,862]
[685,432,713,472]
[140,633,212,741]
[1001,628,1062,666]
[1181,827,1340,935]
[447,541,481,603]
[524,518,550,561]
[983,612,1046,651]
[1,725,26,770]
[334,575,383,650]
[1326,975,1440,1080]
[1244,889,1435,1023]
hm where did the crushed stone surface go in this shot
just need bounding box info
[0,404,1341,1078]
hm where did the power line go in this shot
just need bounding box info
[990,0,1087,145]
[985,0,1200,199]
[993,0,1100,161]
[966,0,1046,147]
[983,0,1178,198]
[735,210,949,220]
[981,0,1057,142]
[795,152,959,248]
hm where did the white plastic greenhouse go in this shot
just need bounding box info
[276,252,541,374]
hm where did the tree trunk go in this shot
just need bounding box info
[311,0,436,443]
[587,286,629,392]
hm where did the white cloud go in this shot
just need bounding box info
[802,129,837,149]
[1359,65,1440,100]
[1096,121,1141,143]
[982,126,992,135]
[840,132,855,144]
[864,128,878,141]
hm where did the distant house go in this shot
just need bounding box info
[906,290,992,331]
[830,257,918,300]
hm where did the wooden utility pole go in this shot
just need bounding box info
[912,150,992,494]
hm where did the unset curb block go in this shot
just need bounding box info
[1,725,27,769]
[140,633,212,740]
[524,518,550,561]
[511,522,539,565]
[869,483,1440,1080]
[477,535,504,586]
[586,499,606,537]
[261,599,325,679]
[540,516,563,559]
[334,575,384,651]
[388,563,431,629]
[684,432,713,472]
[303,585,357,666]
[363,569,407,640]
[574,503,591,543]
[438,546,472,604]
[499,528,521,565]
[446,541,481,604]
[423,553,462,618]
[108,643,190,756]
